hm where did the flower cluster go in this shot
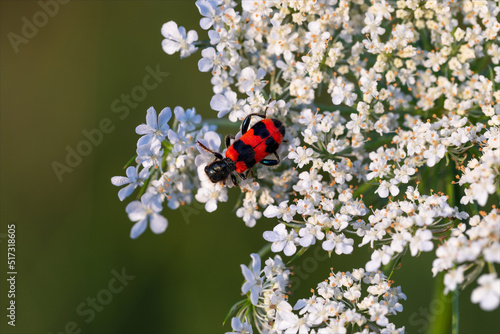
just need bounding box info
[458,125,500,206]
[112,0,500,331]
[274,270,406,334]
[228,254,406,334]
[111,106,214,238]
[230,253,291,333]
[432,207,500,310]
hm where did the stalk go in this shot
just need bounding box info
[452,289,459,334]
[425,273,452,334]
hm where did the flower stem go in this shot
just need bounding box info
[123,155,137,169]
[452,289,459,334]
[257,243,272,259]
[425,274,452,334]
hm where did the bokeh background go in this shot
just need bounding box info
[0,1,498,334]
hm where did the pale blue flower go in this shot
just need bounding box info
[174,106,201,131]
[144,177,170,212]
[241,253,263,305]
[136,107,172,147]
[126,193,168,239]
[195,131,221,167]
[136,139,164,170]
[161,21,198,58]
[195,0,219,30]
[226,317,253,334]
[210,91,238,118]
[167,129,190,154]
[111,166,150,201]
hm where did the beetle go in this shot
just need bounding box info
[197,112,286,186]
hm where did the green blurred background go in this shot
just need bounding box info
[0,1,498,334]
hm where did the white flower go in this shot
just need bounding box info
[236,199,262,228]
[174,106,201,131]
[135,107,172,146]
[238,67,267,93]
[409,229,434,256]
[346,113,368,134]
[444,266,465,294]
[366,246,394,272]
[136,139,164,170]
[298,224,325,247]
[195,181,227,212]
[241,253,263,305]
[362,13,385,39]
[226,317,253,334]
[423,144,446,167]
[329,78,356,106]
[494,67,500,83]
[125,193,168,239]
[198,47,225,76]
[210,91,238,118]
[263,223,298,256]
[322,232,354,255]
[288,146,315,168]
[375,180,400,198]
[195,0,218,30]
[263,201,296,222]
[368,303,389,327]
[195,131,221,167]
[111,166,150,201]
[168,129,192,154]
[471,273,500,311]
[161,21,198,58]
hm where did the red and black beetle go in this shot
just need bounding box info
[197,111,286,186]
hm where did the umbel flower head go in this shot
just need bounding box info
[228,253,405,334]
[111,0,500,332]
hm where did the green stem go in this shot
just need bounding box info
[426,162,458,334]
[425,273,452,334]
[452,289,459,334]
[257,243,272,259]
[136,168,154,199]
[385,248,407,280]
[123,155,137,169]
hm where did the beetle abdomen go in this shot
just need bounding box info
[225,119,285,173]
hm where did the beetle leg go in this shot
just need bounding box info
[239,170,255,180]
[241,113,267,134]
[231,173,239,187]
[260,152,280,166]
[197,141,224,160]
[260,159,279,166]
[225,135,235,148]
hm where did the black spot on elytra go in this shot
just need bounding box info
[279,125,286,136]
[265,136,280,153]
[233,140,255,162]
[272,119,286,136]
[252,121,270,139]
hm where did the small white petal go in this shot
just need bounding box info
[250,253,261,274]
[283,242,297,256]
[205,199,218,212]
[118,184,135,201]
[126,201,147,222]
[111,176,129,187]
[150,213,168,234]
[263,231,279,242]
[130,219,147,239]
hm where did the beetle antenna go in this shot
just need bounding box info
[197,141,223,160]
